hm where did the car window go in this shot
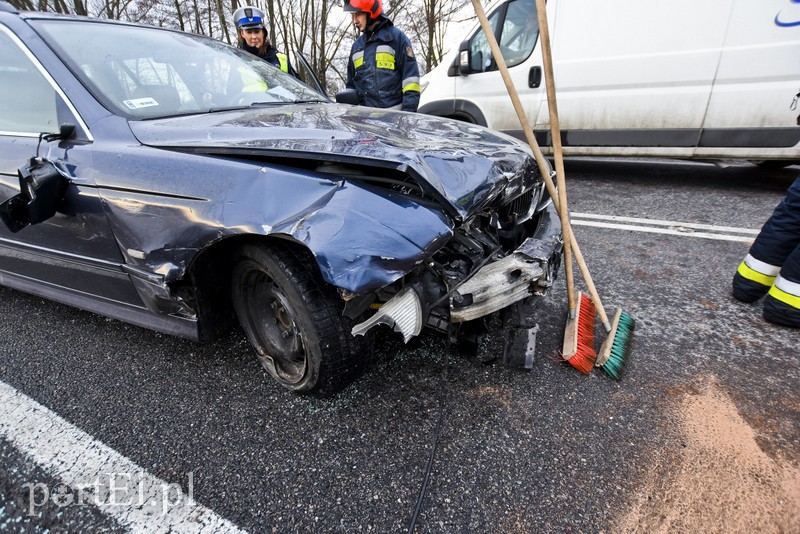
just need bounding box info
[468,0,539,73]
[0,28,61,135]
[32,20,327,119]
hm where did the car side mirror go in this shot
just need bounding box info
[458,40,471,76]
[55,123,75,141]
[335,89,360,105]
[0,158,69,233]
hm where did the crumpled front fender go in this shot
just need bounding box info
[98,149,453,295]
[270,184,453,293]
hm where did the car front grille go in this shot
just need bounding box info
[508,189,533,217]
[497,188,534,229]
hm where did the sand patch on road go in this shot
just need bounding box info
[613,379,800,533]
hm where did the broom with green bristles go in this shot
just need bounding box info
[595,308,635,379]
[529,0,635,377]
[470,0,634,376]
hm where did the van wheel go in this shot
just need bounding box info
[231,243,366,395]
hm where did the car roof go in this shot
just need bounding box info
[0,6,206,41]
[0,0,18,13]
[0,2,163,30]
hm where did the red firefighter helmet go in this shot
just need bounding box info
[343,0,382,20]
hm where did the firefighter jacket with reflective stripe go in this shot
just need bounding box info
[736,176,800,315]
[346,17,421,112]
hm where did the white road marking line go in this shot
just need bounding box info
[570,220,754,242]
[570,213,757,243]
[0,380,245,533]
[571,212,760,235]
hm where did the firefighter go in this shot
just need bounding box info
[343,0,421,112]
[233,5,298,78]
[732,176,800,328]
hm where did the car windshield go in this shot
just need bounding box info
[32,19,327,119]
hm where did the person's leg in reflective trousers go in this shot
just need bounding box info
[733,177,800,306]
[763,242,800,328]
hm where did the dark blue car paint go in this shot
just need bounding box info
[127,105,537,221]
[0,10,560,344]
[95,142,456,294]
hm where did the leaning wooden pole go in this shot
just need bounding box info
[468,0,611,332]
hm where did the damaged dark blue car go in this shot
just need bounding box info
[0,4,562,394]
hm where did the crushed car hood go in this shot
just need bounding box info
[128,104,539,220]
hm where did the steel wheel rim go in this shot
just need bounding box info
[243,268,308,385]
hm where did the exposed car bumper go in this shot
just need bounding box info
[351,201,562,341]
[450,201,562,322]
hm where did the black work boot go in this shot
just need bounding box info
[763,293,800,328]
[732,272,771,303]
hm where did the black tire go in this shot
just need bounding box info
[231,243,367,395]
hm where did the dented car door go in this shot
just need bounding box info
[0,25,143,308]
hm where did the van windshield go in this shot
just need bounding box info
[470,0,539,72]
[500,0,539,67]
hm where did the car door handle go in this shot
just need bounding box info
[529,66,542,88]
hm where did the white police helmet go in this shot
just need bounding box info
[233,6,266,30]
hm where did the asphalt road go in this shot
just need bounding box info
[1,159,798,533]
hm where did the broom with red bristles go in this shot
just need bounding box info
[467,0,598,372]
[550,99,597,372]
[531,0,634,378]
[553,133,597,371]
[470,0,634,376]
[529,0,597,373]
[562,291,597,373]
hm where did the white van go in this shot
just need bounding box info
[419,0,800,166]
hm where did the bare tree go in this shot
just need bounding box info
[190,0,202,32]
[397,0,469,72]
[7,0,36,10]
[52,0,71,13]
[264,0,275,46]
[269,0,354,94]
[174,0,186,30]
[212,0,227,42]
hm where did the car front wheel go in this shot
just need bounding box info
[231,243,366,395]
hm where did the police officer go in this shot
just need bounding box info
[343,0,421,112]
[733,176,800,328]
[233,5,298,77]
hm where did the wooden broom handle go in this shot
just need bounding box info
[469,0,611,330]
[533,0,574,317]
